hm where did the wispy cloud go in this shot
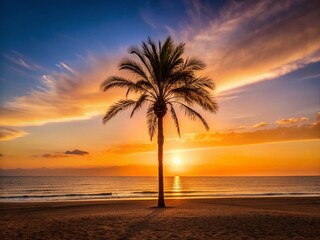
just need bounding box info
[56,62,78,75]
[227,121,269,132]
[216,87,246,101]
[175,0,320,91]
[5,51,44,71]
[253,122,268,128]
[275,117,309,125]
[0,54,120,127]
[1,0,319,129]
[0,127,28,141]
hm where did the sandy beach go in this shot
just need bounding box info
[1,197,319,239]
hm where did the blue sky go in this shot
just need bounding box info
[0,0,319,174]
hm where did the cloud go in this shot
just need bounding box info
[64,149,89,156]
[104,121,320,155]
[5,51,43,71]
[105,113,320,154]
[0,127,28,141]
[0,53,121,127]
[55,62,78,75]
[0,154,3,157]
[33,150,89,158]
[175,0,320,92]
[311,112,320,127]
[34,153,68,158]
[216,87,246,101]
[1,1,319,129]
[227,125,247,132]
[173,121,320,148]
[227,121,268,132]
[253,122,268,128]
[275,117,309,125]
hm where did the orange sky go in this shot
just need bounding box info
[1,113,319,176]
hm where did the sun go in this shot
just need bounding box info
[173,156,181,165]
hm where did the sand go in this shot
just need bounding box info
[1,197,320,239]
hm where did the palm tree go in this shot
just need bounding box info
[101,36,218,207]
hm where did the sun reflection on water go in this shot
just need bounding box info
[172,176,182,195]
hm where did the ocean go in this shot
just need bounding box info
[0,176,319,202]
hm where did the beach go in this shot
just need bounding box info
[1,197,319,239]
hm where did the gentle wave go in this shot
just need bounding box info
[0,192,112,199]
[202,192,320,198]
[1,192,319,201]
[1,176,319,202]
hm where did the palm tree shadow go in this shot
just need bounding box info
[120,207,171,239]
[149,206,175,209]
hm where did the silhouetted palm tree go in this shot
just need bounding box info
[101,36,218,207]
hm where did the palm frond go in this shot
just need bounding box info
[189,76,215,90]
[162,69,193,94]
[130,94,148,118]
[145,37,161,84]
[167,42,185,70]
[159,37,169,56]
[148,37,159,61]
[100,76,137,92]
[141,41,157,70]
[103,99,136,124]
[124,79,157,99]
[119,58,148,80]
[160,37,174,64]
[184,57,206,71]
[129,45,154,79]
[177,102,210,130]
[169,103,181,137]
[168,86,218,113]
[135,79,154,90]
[146,106,157,140]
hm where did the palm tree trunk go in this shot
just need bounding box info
[157,116,165,207]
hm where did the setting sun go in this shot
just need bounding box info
[173,156,181,165]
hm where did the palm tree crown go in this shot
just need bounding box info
[101,36,218,207]
[101,36,218,139]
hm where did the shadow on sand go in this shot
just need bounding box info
[120,207,173,239]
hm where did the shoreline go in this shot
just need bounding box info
[0,194,320,205]
[1,194,320,204]
[1,197,319,239]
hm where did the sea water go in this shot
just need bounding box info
[0,176,319,202]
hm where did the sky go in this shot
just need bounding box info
[0,0,319,176]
